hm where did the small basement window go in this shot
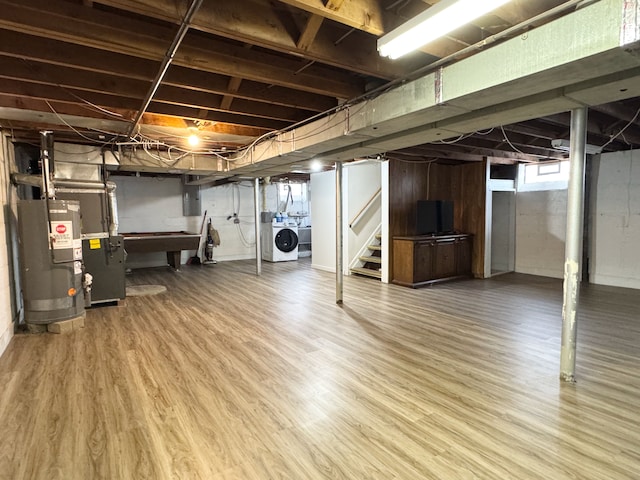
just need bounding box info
[518,160,569,191]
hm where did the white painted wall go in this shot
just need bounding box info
[515,190,567,279]
[0,134,15,358]
[346,162,382,263]
[115,176,258,268]
[310,163,382,274]
[591,150,640,289]
[310,170,336,272]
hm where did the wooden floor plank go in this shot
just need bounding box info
[0,260,639,479]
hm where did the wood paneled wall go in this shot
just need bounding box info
[389,159,487,279]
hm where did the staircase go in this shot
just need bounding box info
[350,232,382,280]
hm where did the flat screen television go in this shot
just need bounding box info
[416,200,454,235]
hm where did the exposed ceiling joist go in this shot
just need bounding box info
[297,14,324,50]
[0,0,638,178]
[92,0,412,79]
[0,0,363,99]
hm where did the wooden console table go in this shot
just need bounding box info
[392,234,472,288]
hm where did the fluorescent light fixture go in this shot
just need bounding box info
[378,0,513,59]
[551,139,602,155]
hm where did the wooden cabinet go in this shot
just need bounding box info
[392,234,472,288]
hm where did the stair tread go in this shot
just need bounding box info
[350,267,382,279]
[360,255,382,264]
[375,234,382,239]
[368,245,382,251]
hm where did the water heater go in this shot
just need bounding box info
[17,199,84,324]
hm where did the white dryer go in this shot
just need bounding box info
[261,219,299,262]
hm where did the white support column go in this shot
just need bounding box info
[560,107,588,383]
[484,157,492,279]
[381,160,390,284]
[335,161,343,304]
[254,177,262,276]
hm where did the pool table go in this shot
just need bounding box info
[122,231,201,270]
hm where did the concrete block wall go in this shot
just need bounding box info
[515,190,568,279]
[115,176,261,268]
[591,150,640,289]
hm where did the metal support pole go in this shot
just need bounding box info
[560,107,588,383]
[126,0,203,138]
[254,178,262,276]
[336,161,344,304]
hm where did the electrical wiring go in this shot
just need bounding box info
[235,222,256,248]
[64,89,125,119]
[44,101,120,145]
[132,131,239,161]
[599,104,640,151]
[434,127,494,145]
[20,57,126,120]
[229,183,256,247]
[435,132,475,144]
[499,125,527,155]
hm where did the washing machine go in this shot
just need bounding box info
[261,219,299,262]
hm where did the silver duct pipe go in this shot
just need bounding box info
[12,174,119,237]
[106,182,119,237]
[12,173,43,188]
[40,131,55,199]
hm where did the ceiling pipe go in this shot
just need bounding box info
[126,0,204,139]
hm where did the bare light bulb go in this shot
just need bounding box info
[188,133,200,147]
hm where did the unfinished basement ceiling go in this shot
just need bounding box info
[0,0,639,172]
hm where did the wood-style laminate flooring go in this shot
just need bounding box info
[0,260,639,479]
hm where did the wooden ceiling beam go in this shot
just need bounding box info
[0,96,129,125]
[147,103,289,131]
[0,77,294,130]
[164,67,337,112]
[0,54,335,113]
[278,0,384,34]
[540,112,640,147]
[92,0,413,79]
[590,103,640,129]
[417,142,552,162]
[466,129,562,156]
[0,30,158,81]
[155,85,308,122]
[297,14,324,50]
[220,77,243,112]
[278,0,475,59]
[0,1,363,99]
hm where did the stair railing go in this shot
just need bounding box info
[349,187,381,229]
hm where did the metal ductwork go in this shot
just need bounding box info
[106,182,119,237]
[12,175,119,237]
[13,138,126,306]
